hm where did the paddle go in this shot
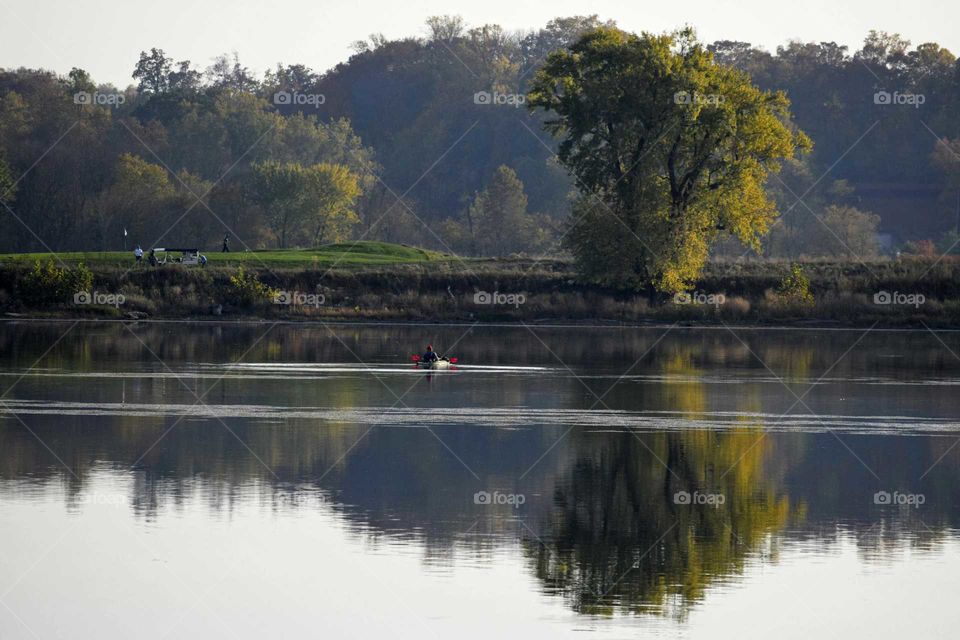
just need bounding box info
[411,354,458,364]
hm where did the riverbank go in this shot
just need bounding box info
[2,249,959,328]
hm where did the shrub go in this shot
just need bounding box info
[776,263,814,305]
[20,260,93,306]
[724,296,751,316]
[228,267,277,307]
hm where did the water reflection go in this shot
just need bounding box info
[2,321,960,627]
[526,429,793,618]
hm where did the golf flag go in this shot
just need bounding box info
[123,228,128,237]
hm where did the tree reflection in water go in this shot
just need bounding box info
[526,341,795,618]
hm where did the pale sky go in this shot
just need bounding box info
[1,0,957,87]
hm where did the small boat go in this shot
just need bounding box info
[418,358,452,370]
[411,354,457,369]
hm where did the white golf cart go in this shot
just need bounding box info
[155,248,202,266]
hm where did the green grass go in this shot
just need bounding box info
[0,241,453,268]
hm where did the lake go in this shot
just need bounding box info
[1,321,959,638]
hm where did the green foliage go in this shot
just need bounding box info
[249,160,361,248]
[228,266,277,306]
[529,27,810,293]
[94,154,177,250]
[806,205,881,258]
[764,202,881,259]
[469,166,535,255]
[304,163,362,246]
[0,155,15,207]
[309,15,593,237]
[563,196,650,288]
[132,48,173,93]
[776,263,814,305]
[440,165,557,256]
[20,260,93,305]
[0,64,375,253]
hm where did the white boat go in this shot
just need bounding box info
[418,358,452,370]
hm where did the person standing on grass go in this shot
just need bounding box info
[222,234,230,252]
[134,244,143,265]
[148,248,157,267]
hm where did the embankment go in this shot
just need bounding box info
[1,257,958,327]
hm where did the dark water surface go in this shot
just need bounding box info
[2,321,960,638]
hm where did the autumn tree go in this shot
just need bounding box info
[249,161,360,248]
[528,27,810,292]
[95,154,176,249]
[304,163,361,245]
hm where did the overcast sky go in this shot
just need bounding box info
[1,0,956,87]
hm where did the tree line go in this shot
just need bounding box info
[1,16,959,264]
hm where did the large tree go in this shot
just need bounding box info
[468,165,532,256]
[528,27,810,292]
[132,48,173,94]
[249,160,360,248]
[95,154,177,250]
[304,163,361,245]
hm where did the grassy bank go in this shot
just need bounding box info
[0,241,451,268]
[1,244,959,327]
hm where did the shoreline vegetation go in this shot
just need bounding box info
[1,242,958,328]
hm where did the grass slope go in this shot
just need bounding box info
[0,241,453,267]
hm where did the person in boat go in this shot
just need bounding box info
[422,345,439,363]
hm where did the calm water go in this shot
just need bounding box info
[1,321,960,638]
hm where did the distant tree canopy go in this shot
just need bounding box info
[0,62,378,252]
[0,17,959,261]
[438,165,550,255]
[529,27,810,292]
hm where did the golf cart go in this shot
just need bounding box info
[155,248,202,266]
